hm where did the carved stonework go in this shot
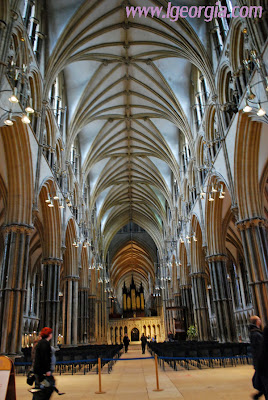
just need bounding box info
[231,205,239,222]
[206,254,228,262]
[2,223,34,235]
[108,316,165,343]
[236,217,268,230]
[42,257,63,266]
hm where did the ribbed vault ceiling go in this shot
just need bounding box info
[45,0,213,285]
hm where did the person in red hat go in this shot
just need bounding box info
[32,327,54,399]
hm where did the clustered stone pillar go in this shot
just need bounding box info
[88,295,96,342]
[96,299,102,343]
[101,296,108,343]
[180,284,194,329]
[191,272,210,341]
[0,224,32,354]
[40,258,62,347]
[78,288,89,344]
[237,218,268,324]
[207,255,237,342]
[62,276,79,346]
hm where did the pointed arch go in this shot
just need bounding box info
[38,179,62,259]
[0,119,33,224]
[63,218,79,277]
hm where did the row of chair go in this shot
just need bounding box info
[148,341,252,370]
[15,344,123,375]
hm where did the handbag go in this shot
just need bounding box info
[26,370,35,386]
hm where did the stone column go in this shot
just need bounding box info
[180,284,194,329]
[78,288,89,343]
[62,276,79,346]
[0,224,33,354]
[40,258,62,347]
[207,255,237,342]
[191,272,211,341]
[95,300,101,343]
[88,295,96,342]
[101,296,108,343]
[237,218,268,324]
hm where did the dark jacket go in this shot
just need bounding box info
[33,338,52,378]
[123,336,130,346]
[249,324,263,369]
[141,335,147,345]
[257,326,268,376]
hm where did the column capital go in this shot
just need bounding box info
[42,99,50,107]
[236,217,268,230]
[232,69,241,77]
[206,253,228,262]
[212,94,218,102]
[64,275,80,282]
[190,271,208,279]
[0,21,7,30]
[179,284,191,289]
[42,257,63,266]
[2,223,34,235]
[230,204,239,222]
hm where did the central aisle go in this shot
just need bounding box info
[104,344,183,399]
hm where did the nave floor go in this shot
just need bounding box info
[16,345,256,400]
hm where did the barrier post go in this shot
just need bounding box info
[95,357,106,394]
[153,355,163,392]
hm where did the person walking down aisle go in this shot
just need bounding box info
[32,327,54,399]
[249,316,264,399]
[256,326,268,399]
[141,333,147,354]
[123,333,130,353]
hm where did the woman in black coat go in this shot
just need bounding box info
[32,327,54,400]
[256,326,268,400]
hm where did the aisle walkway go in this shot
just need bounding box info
[16,345,254,399]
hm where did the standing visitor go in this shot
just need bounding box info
[249,316,264,399]
[256,325,268,399]
[32,327,54,399]
[123,333,130,353]
[141,333,147,354]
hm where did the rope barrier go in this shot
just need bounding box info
[15,362,32,366]
[56,359,98,364]
[102,357,154,361]
[158,355,249,361]
[16,353,248,395]
[15,355,248,368]
[15,359,99,366]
